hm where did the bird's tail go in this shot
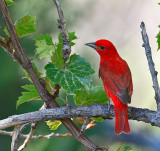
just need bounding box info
[114,99,130,135]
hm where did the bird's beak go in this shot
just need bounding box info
[85,42,97,49]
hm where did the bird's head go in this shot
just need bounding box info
[85,39,118,57]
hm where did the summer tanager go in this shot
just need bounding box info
[85,39,133,134]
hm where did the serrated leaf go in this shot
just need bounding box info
[45,54,95,94]
[68,32,78,46]
[34,34,54,59]
[118,145,132,151]
[35,41,54,59]
[74,85,108,106]
[156,31,160,50]
[15,14,36,38]
[46,120,62,130]
[6,0,16,6]
[23,62,42,82]
[16,85,40,108]
[35,34,53,45]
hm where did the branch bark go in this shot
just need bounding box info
[140,22,160,110]
[53,0,71,64]
[0,104,160,130]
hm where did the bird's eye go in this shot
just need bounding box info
[100,46,105,50]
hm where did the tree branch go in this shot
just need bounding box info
[0,1,102,150]
[18,123,37,151]
[53,0,71,64]
[11,124,27,151]
[140,22,160,110]
[0,104,159,130]
[0,130,72,139]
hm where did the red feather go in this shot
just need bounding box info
[87,39,133,134]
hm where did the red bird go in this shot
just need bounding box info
[85,39,133,135]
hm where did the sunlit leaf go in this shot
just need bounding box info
[46,120,62,130]
[6,0,16,6]
[15,14,36,38]
[16,85,40,108]
[34,34,54,59]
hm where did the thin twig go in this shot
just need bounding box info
[0,130,72,138]
[11,124,28,151]
[59,96,69,105]
[0,37,21,63]
[81,116,89,132]
[18,123,37,151]
[140,22,160,110]
[0,104,160,130]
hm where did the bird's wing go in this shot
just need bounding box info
[99,68,133,104]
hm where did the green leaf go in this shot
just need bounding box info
[16,85,40,108]
[45,54,95,94]
[118,145,132,151]
[52,43,64,68]
[46,120,62,130]
[92,117,104,122]
[15,14,36,38]
[68,32,78,46]
[58,31,77,46]
[23,62,42,82]
[4,27,9,36]
[156,31,160,50]
[74,85,108,106]
[34,34,54,59]
[6,0,16,6]
[35,34,53,45]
